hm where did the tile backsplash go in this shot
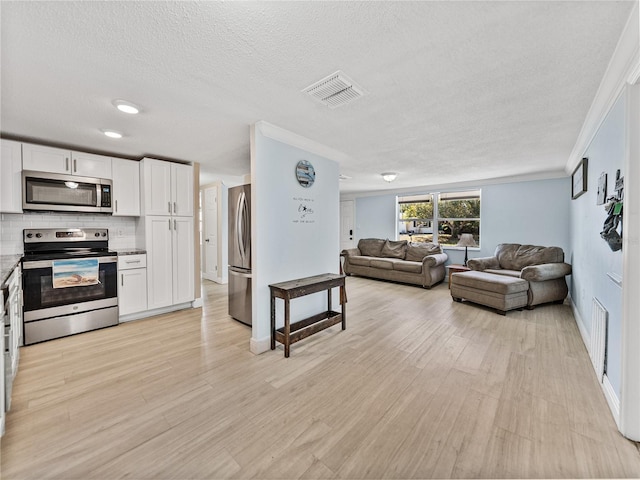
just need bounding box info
[0,212,139,254]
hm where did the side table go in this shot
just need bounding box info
[447,264,471,289]
[270,273,346,357]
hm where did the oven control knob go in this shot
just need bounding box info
[35,233,42,238]
[95,232,100,237]
[101,232,107,237]
[26,233,33,238]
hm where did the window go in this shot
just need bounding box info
[398,194,434,243]
[437,190,481,247]
[397,190,481,246]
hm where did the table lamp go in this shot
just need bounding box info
[456,233,477,266]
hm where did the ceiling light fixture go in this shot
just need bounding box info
[101,129,123,139]
[112,99,140,114]
[381,172,397,183]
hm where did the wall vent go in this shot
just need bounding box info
[590,298,608,382]
[303,71,365,109]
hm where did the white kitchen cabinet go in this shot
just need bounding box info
[0,139,23,213]
[171,163,194,217]
[141,158,193,217]
[4,265,22,414]
[70,151,112,178]
[22,143,112,179]
[144,216,194,310]
[118,254,147,317]
[111,158,141,216]
[1,290,5,438]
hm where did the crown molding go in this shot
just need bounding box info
[254,121,351,164]
[567,1,640,174]
[339,169,567,200]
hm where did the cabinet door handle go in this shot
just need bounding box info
[115,200,118,213]
[169,219,172,230]
[65,157,70,171]
[173,202,177,214]
[121,273,124,287]
[173,219,177,231]
[73,159,77,173]
[168,201,172,214]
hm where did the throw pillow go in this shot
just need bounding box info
[380,239,408,259]
[358,238,386,257]
[405,242,442,262]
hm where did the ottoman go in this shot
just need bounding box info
[451,270,529,315]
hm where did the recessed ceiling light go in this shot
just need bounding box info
[381,172,398,183]
[101,129,123,139]
[112,99,140,114]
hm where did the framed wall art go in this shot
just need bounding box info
[597,172,607,205]
[571,157,588,200]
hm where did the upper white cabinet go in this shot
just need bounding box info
[111,158,141,216]
[22,144,112,179]
[141,158,193,216]
[70,151,112,179]
[0,139,23,213]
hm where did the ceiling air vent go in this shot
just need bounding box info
[303,71,365,109]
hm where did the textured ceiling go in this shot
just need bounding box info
[0,1,634,193]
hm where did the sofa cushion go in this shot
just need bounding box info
[358,238,385,257]
[349,256,371,267]
[380,240,408,259]
[495,244,565,270]
[392,260,423,274]
[451,271,528,295]
[370,258,394,270]
[405,242,442,262]
[485,269,521,278]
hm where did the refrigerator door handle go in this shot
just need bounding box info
[236,191,248,266]
[229,267,252,279]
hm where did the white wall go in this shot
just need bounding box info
[570,92,626,399]
[350,177,571,266]
[251,123,340,351]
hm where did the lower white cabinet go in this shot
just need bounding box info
[1,290,5,437]
[118,254,147,317]
[144,216,194,310]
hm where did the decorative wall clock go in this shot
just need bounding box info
[296,160,315,188]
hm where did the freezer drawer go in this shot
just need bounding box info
[228,268,252,326]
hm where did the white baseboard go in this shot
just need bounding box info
[570,297,590,354]
[119,302,194,323]
[250,336,271,355]
[570,298,622,429]
[603,374,621,429]
[192,298,203,308]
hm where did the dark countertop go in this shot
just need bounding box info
[1,254,22,290]
[113,249,147,256]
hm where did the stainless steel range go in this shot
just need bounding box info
[21,228,118,345]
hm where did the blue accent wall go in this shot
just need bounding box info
[570,92,626,398]
[352,177,570,267]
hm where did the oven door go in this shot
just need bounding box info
[22,256,118,321]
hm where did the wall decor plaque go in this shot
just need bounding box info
[295,160,315,188]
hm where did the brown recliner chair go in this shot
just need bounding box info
[466,243,572,308]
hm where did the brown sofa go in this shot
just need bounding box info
[452,243,572,312]
[341,238,448,288]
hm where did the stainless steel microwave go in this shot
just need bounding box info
[22,170,113,213]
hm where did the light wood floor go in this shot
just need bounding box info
[2,276,639,479]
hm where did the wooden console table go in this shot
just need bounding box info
[270,273,346,358]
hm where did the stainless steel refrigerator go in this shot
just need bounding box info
[228,184,252,326]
